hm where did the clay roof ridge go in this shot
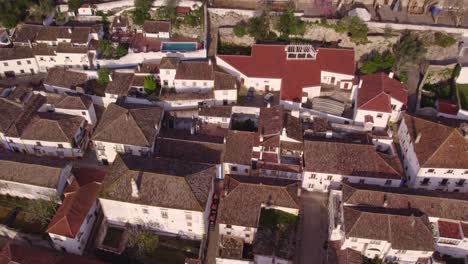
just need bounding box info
[420,129,456,167]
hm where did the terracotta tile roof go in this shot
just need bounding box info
[176,6,192,14]
[139,62,159,74]
[159,57,180,69]
[343,206,434,251]
[304,139,402,179]
[357,73,407,112]
[2,94,46,137]
[198,105,232,117]
[44,68,88,90]
[437,220,462,239]
[214,71,237,90]
[105,72,134,95]
[0,152,70,188]
[402,114,468,169]
[218,175,300,227]
[11,24,42,43]
[0,47,35,61]
[217,45,355,102]
[342,183,468,221]
[259,105,283,136]
[92,103,163,146]
[283,113,303,142]
[438,99,458,115]
[32,43,56,56]
[47,167,105,238]
[224,130,256,165]
[100,155,214,211]
[175,61,214,80]
[143,20,171,34]
[20,112,84,143]
[0,243,106,264]
[155,137,224,164]
[46,93,93,110]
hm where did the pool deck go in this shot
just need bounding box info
[130,33,203,53]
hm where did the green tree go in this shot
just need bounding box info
[127,226,159,258]
[359,53,395,74]
[233,21,248,37]
[68,0,82,12]
[143,76,157,93]
[336,16,368,44]
[393,32,427,70]
[0,0,32,28]
[132,8,150,25]
[247,12,270,40]
[29,0,54,21]
[98,67,111,86]
[23,199,57,227]
[276,8,306,38]
[98,40,113,57]
[116,44,128,58]
[183,5,203,27]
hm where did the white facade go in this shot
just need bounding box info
[214,89,237,104]
[94,141,152,164]
[398,119,468,192]
[99,196,211,240]
[302,171,401,192]
[354,97,404,129]
[0,57,39,77]
[49,202,99,255]
[174,79,214,92]
[223,163,251,176]
[219,224,257,244]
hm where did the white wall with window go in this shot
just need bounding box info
[160,69,177,88]
[0,57,39,77]
[173,79,214,93]
[99,198,208,239]
[93,141,153,164]
[302,172,401,192]
[398,119,468,192]
[353,109,391,129]
[223,163,251,176]
[214,89,237,105]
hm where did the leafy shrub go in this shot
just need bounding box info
[359,53,395,74]
[434,32,457,47]
[275,8,306,38]
[233,21,248,37]
[335,16,368,44]
[98,68,111,86]
[394,32,427,69]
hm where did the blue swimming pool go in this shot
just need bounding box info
[161,42,197,51]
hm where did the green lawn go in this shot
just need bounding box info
[457,84,468,110]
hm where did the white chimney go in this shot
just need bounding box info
[388,72,395,79]
[358,79,363,88]
[291,110,300,118]
[208,59,212,65]
[108,74,113,82]
[68,28,73,34]
[131,178,139,198]
[415,132,422,143]
[117,17,121,23]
